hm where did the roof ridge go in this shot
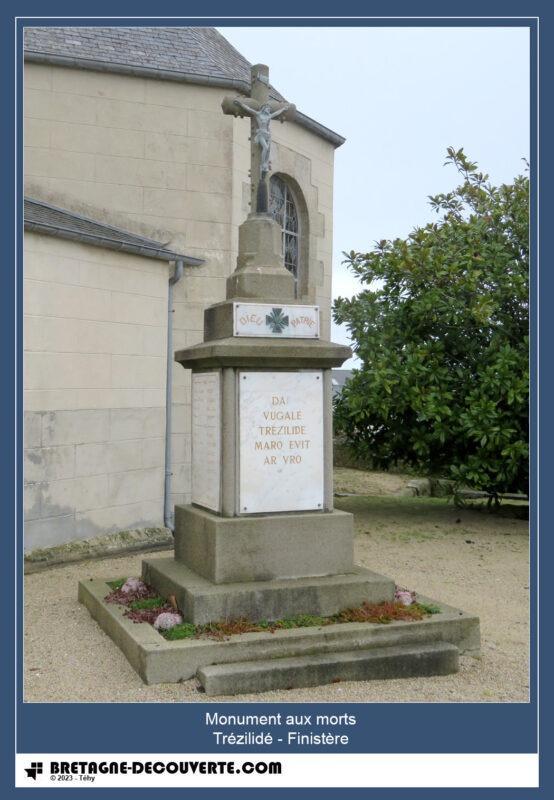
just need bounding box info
[26,196,174,247]
[24,196,203,265]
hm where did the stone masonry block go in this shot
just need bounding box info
[25,280,112,321]
[109,407,165,441]
[24,117,51,148]
[144,80,224,112]
[24,63,52,91]
[25,87,96,124]
[75,440,144,477]
[187,137,233,167]
[94,97,188,135]
[186,165,232,195]
[111,355,165,390]
[108,467,164,506]
[198,643,460,695]
[25,352,111,391]
[141,437,165,469]
[111,292,166,327]
[143,188,188,218]
[24,483,42,521]
[25,317,138,357]
[44,177,143,216]
[23,247,75,284]
[75,499,163,541]
[78,259,167,298]
[24,411,42,448]
[94,155,168,189]
[174,505,354,584]
[25,445,75,484]
[144,132,188,163]
[51,67,146,102]
[50,121,144,158]
[42,409,110,447]
[25,389,79,412]
[41,474,109,516]
[142,558,395,625]
[25,514,76,551]
[187,110,232,141]
[183,220,231,251]
[25,147,96,181]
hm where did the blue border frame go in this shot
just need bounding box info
[3,2,547,796]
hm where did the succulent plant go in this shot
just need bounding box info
[154,612,183,631]
[394,587,416,606]
[120,577,148,595]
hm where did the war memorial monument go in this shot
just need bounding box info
[79,65,480,695]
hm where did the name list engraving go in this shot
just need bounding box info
[191,371,221,512]
[239,371,324,514]
[234,302,320,338]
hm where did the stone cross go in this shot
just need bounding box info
[222,64,296,213]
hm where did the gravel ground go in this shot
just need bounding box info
[24,483,530,704]
[333,467,412,496]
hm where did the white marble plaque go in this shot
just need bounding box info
[191,371,221,512]
[238,371,324,514]
[234,302,320,338]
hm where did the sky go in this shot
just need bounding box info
[218,26,530,366]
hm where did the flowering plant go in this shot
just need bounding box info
[394,586,416,606]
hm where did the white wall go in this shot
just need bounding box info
[23,232,174,550]
[23,59,338,547]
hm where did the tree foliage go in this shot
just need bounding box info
[333,148,529,494]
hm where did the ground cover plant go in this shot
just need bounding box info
[105,578,174,624]
[105,577,440,641]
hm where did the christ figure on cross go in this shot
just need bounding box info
[233,99,289,177]
[222,64,296,213]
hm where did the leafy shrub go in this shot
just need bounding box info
[334,149,528,495]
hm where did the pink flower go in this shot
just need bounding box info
[154,612,183,631]
[121,577,147,594]
[395,587,416,606]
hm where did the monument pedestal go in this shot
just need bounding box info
[142,557,394,626]
[225,213,296,301]
[143,301,392,622]
[172,505,355,584]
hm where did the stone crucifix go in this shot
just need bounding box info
[222,64,296,213]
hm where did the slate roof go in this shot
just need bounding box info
[23,26,344,147]
[24,197,203,264]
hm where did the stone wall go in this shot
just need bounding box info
[23,60,338,546]
[23,232,174,550]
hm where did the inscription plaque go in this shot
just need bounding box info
[234,302,319,338]
[238,370,324,514]
[191,371,221,512]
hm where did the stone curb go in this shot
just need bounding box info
[78,578,481,686]
[396,478,455,498]
[197,641,460,695]
[24,527,173,574]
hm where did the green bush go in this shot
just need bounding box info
[333,148,528,495]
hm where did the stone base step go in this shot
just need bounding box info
[197,641,459,695]
[142,557,394,625]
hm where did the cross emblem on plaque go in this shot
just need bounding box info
[265,308,290,334]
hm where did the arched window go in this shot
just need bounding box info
[269,175,299,289]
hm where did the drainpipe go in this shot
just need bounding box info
[164,259,184,532]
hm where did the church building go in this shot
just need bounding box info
[23,26,344,551]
